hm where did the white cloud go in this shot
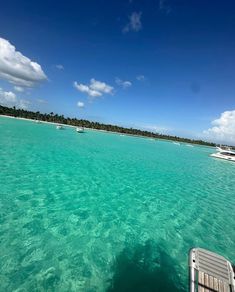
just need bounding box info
[77,101,85,108]
[136,75,145,81]
[74,82,101,97]
[18,99,30,110]
[14,86,24,92]
[203,110,235,145]
[159,0,171,14]
[56,64,64,70]
[0,37,47,87]
[90,78,113,94]
[123,12,142,33]
[74,78,113,98]
[115,78,132,89]
[0,88,30,109]
[36,98,47,104]
[0,88,17,106]
[142,124,170,134]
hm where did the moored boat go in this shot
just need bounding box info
[56,125,63,130]
[173,142,180,146]
[211,148,235,162]
[76,127,84,133]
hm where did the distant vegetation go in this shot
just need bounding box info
[0,105,216,147]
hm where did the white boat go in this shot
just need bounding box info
[173,142,180,146]
[56,125,63,130]
[35,120,41,124]
[216,145,231,152]
[211,148,235,162]
[186,144,193,147]
[76,127,84,133]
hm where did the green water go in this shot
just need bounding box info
[0,116,234,292]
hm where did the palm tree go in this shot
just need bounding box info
[0,105,217,147]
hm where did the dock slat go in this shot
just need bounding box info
[204,273,209,292]
[199,271,205,292]
[209,276,214,290]
[198,260,229,280]
[218,280,224,292]
[223,282,228,292]
[213,277,219,291]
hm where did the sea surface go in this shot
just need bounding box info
[0,116,234,292]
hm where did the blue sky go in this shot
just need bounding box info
[0,0,235,144]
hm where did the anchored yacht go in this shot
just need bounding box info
[76,127,84,133]
[56,125,63,130]
[173,142,180,146]
[211,148,235,162]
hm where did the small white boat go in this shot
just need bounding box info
[211,148,235,162]
[173,142,180,146]
[186,144,193,147]
[76,127,84,133]
[56,125,63,130]
[35,120,41,124]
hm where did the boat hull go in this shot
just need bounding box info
[76,128,84,133]
[210,153,235,162]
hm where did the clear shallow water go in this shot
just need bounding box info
[0,116,234,292]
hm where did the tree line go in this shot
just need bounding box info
[0,105,216,146]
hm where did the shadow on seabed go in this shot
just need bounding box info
[107,240,186,292]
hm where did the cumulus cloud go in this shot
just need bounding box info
[90,78,113,94]
[77,101,85,108]
[74,78,113,98]
[136,75,145,81]
[74,82,101,97]
[115,78,132,89]
[56,64,64,70]
[203,110,235,145]
[0,88,17,106]
[0,37,47,87]
[0,88,29,109]
[123,12,142,33]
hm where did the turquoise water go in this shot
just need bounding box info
[0,116,234,291]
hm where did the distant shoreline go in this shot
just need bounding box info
[0,105,219,146]
[0,114,216,148]
[0,114,158,139]
[0,114,78,128]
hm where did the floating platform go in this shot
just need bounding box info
[189,248,235,292]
